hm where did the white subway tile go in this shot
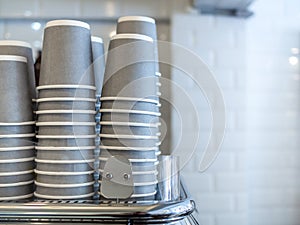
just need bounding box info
[80,0,121,18]
[216,213,247,225]
[181,172,214,192]
[0,22,4,39]
[4,21,44,47]
[39,0,80,18]
[250,189,300,208]
[205,153,235,173]
[236,193,248,211]
[197,214,215,225]
[250,208,300,225]
[215,172,246,192]
[196,193,235,212]
[249,169,300,189]
[0,0,38,17]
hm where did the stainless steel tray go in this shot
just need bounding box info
[0,181,197,224]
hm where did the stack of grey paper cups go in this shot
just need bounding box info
[0,41,36,201]
[99,16,162,201]
[34,20,97,200]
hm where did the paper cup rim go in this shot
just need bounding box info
[36,122,96,126]
[0,180,33,188]
[0,170,33,176]
[0,193,33,201]
[99,134,159,140]
[99,157,157,163]
[100,121,160,128]
[35,158,95,164]
[35,110,96,114]
[0,121,35,126]
[35,146,95,151]
[45,20,90,30]
[34,192,94,200]
[0,157,34,164]
[118,16,155,24]
[99,158,159,166]
[0,55,27,62]
[34,169,94,176]
[0,146,35,151]
[35,181,94,188]
[100,109,160,116]
[100,96,159,105]
[111,34,153,42]
[155,151,161,156]
[0,133,35,138]
[91,36,103,43]
[37,85,96,90]
[0,40,32,48]
[36,134,96,139]
[36,97,96,103]
[99,145,158,151]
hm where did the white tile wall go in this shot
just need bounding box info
[172,14,247,225]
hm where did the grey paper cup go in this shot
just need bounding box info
[102,34,156,98]
[99,148,156,160]
[37,125,95,136]
[0,137,35,147]
[0,158,34,173]
[36,149,94,161]
[36,160,94,172]
[40,20,94,86]
[37,99,96,110]
[36,173,94,184]
[117,16,157,40]
[101,100,158,112]
[0,124,35,134]
[38,87,96,98]
[100,112,159,124]
[37,137,95,147]
[0,171,34,184]
[0,148,35,159]
[101,125,158,136]
[0,40,36,100]
[100,137,158,148]
[35,182,94,196]
[91,36,105,96]
[37,111,96,123]
[0,56,33,122]
[0,181,34,198]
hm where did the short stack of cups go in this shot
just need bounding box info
[0,55,35,201]
[34,20,96,200]
[99,32,161,201]
[116,16,162,157]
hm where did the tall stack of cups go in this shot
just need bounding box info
[116,16,162,156]
[99,21,161,200]
[0,53,35,201]
[35,20,96,200]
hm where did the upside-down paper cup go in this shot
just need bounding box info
[39,20,94,86]
[0,40,36,100]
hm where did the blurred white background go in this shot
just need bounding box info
[0,0,299,224]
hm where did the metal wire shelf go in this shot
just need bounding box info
[0,180,196,224]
